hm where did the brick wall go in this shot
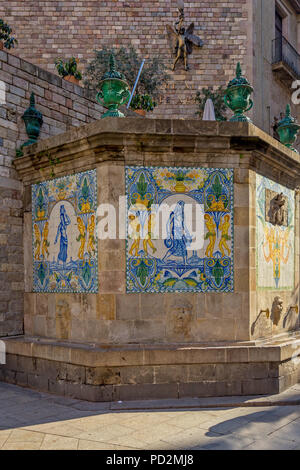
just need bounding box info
[0,49,102,337]
[0,0,252,119]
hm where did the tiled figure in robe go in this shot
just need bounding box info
[55,205,71,264]
[163,201,193,265]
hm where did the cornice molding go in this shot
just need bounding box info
[13,119,300,190]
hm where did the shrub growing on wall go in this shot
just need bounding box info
[0,19,18,49]
[55,57,82,80]
[84,46,169,111]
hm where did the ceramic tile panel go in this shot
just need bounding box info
[32,170,98,293]
[126,166,234,293]
[256,174,295,291]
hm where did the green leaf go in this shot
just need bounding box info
[137,174,148,198]
[136,260,149,287]
[0,19,17,49]
[81,177,89,201]
[37,188,44,209]
[84,46,169,101]
[55,57,82,79]
[212,261,224,286]
[212,175,223,200]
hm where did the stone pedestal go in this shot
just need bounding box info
[1,119,300,401]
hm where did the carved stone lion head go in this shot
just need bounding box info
[272,297,284,326]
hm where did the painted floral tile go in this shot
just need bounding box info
[126,166,234,293]
[32,169,98,293]
[256,174,295,290]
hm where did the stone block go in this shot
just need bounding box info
[8,55,20,69]
[107,320,132,344]
[215,381,243,397]
[48,379,66,396]
[5,353,18,371]
[144,347,226,366]
[99,271,125,294]
[20,60,37,75]
[154,365,189,384]
[83,319,110,344]
[35,358,59,380]
[205,295,225,318]
[178,382,218,398]
[99,250,125,272]
[0,368,16,384]
[226,347,249,363]
[115,383,178,401]
[248,347,280,363]
[116,294,140,320]
[64,363,86,384]
[131,320,166,343]
[120,366,154,385]
[192,318,237,343]
[17,355,37,374]
[86,366,121,386]
[55,297,71,340]
[65,382,114,402]
[35,294,48,316]
[241,378,279,396]
[140,294,166,319]
[15,371,28,387]
[27,373,49,391]
[96,294,116,320]
[188,364,217,382]
[32,342,71,364]
[33,315,47,337]
[9,85,25,98]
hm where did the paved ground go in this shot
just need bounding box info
[1,382,300,450]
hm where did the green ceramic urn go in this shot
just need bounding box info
[224,63,253,122]
[277,104,300,153]
[96,54,131,118]
[22,92,43,146]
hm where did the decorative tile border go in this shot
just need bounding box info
[126,166,234,293]
[256,174,295,291]
[32,169,98,293]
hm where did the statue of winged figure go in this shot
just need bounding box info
[166,12,204,71]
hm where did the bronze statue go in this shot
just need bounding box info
[166,5,204,72]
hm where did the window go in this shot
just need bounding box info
[275,9,283,40]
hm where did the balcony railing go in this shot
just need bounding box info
[272,36,300,79]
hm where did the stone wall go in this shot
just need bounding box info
[0,49,102,337]
[2,119,300,401]
[1,0,300,139]
[2,336,300,401]
[0,0,252,120]
[14,119,300,345]
[251,172,300,339]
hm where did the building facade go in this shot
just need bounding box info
[1,0,300,133]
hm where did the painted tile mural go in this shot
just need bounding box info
[126,167,234,293]
[32,170,98,293]
[256,174,295,291]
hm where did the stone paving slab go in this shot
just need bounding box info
[0,381,300,450]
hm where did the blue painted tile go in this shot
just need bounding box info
[126,166,234,293]
[32,169,98,293]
